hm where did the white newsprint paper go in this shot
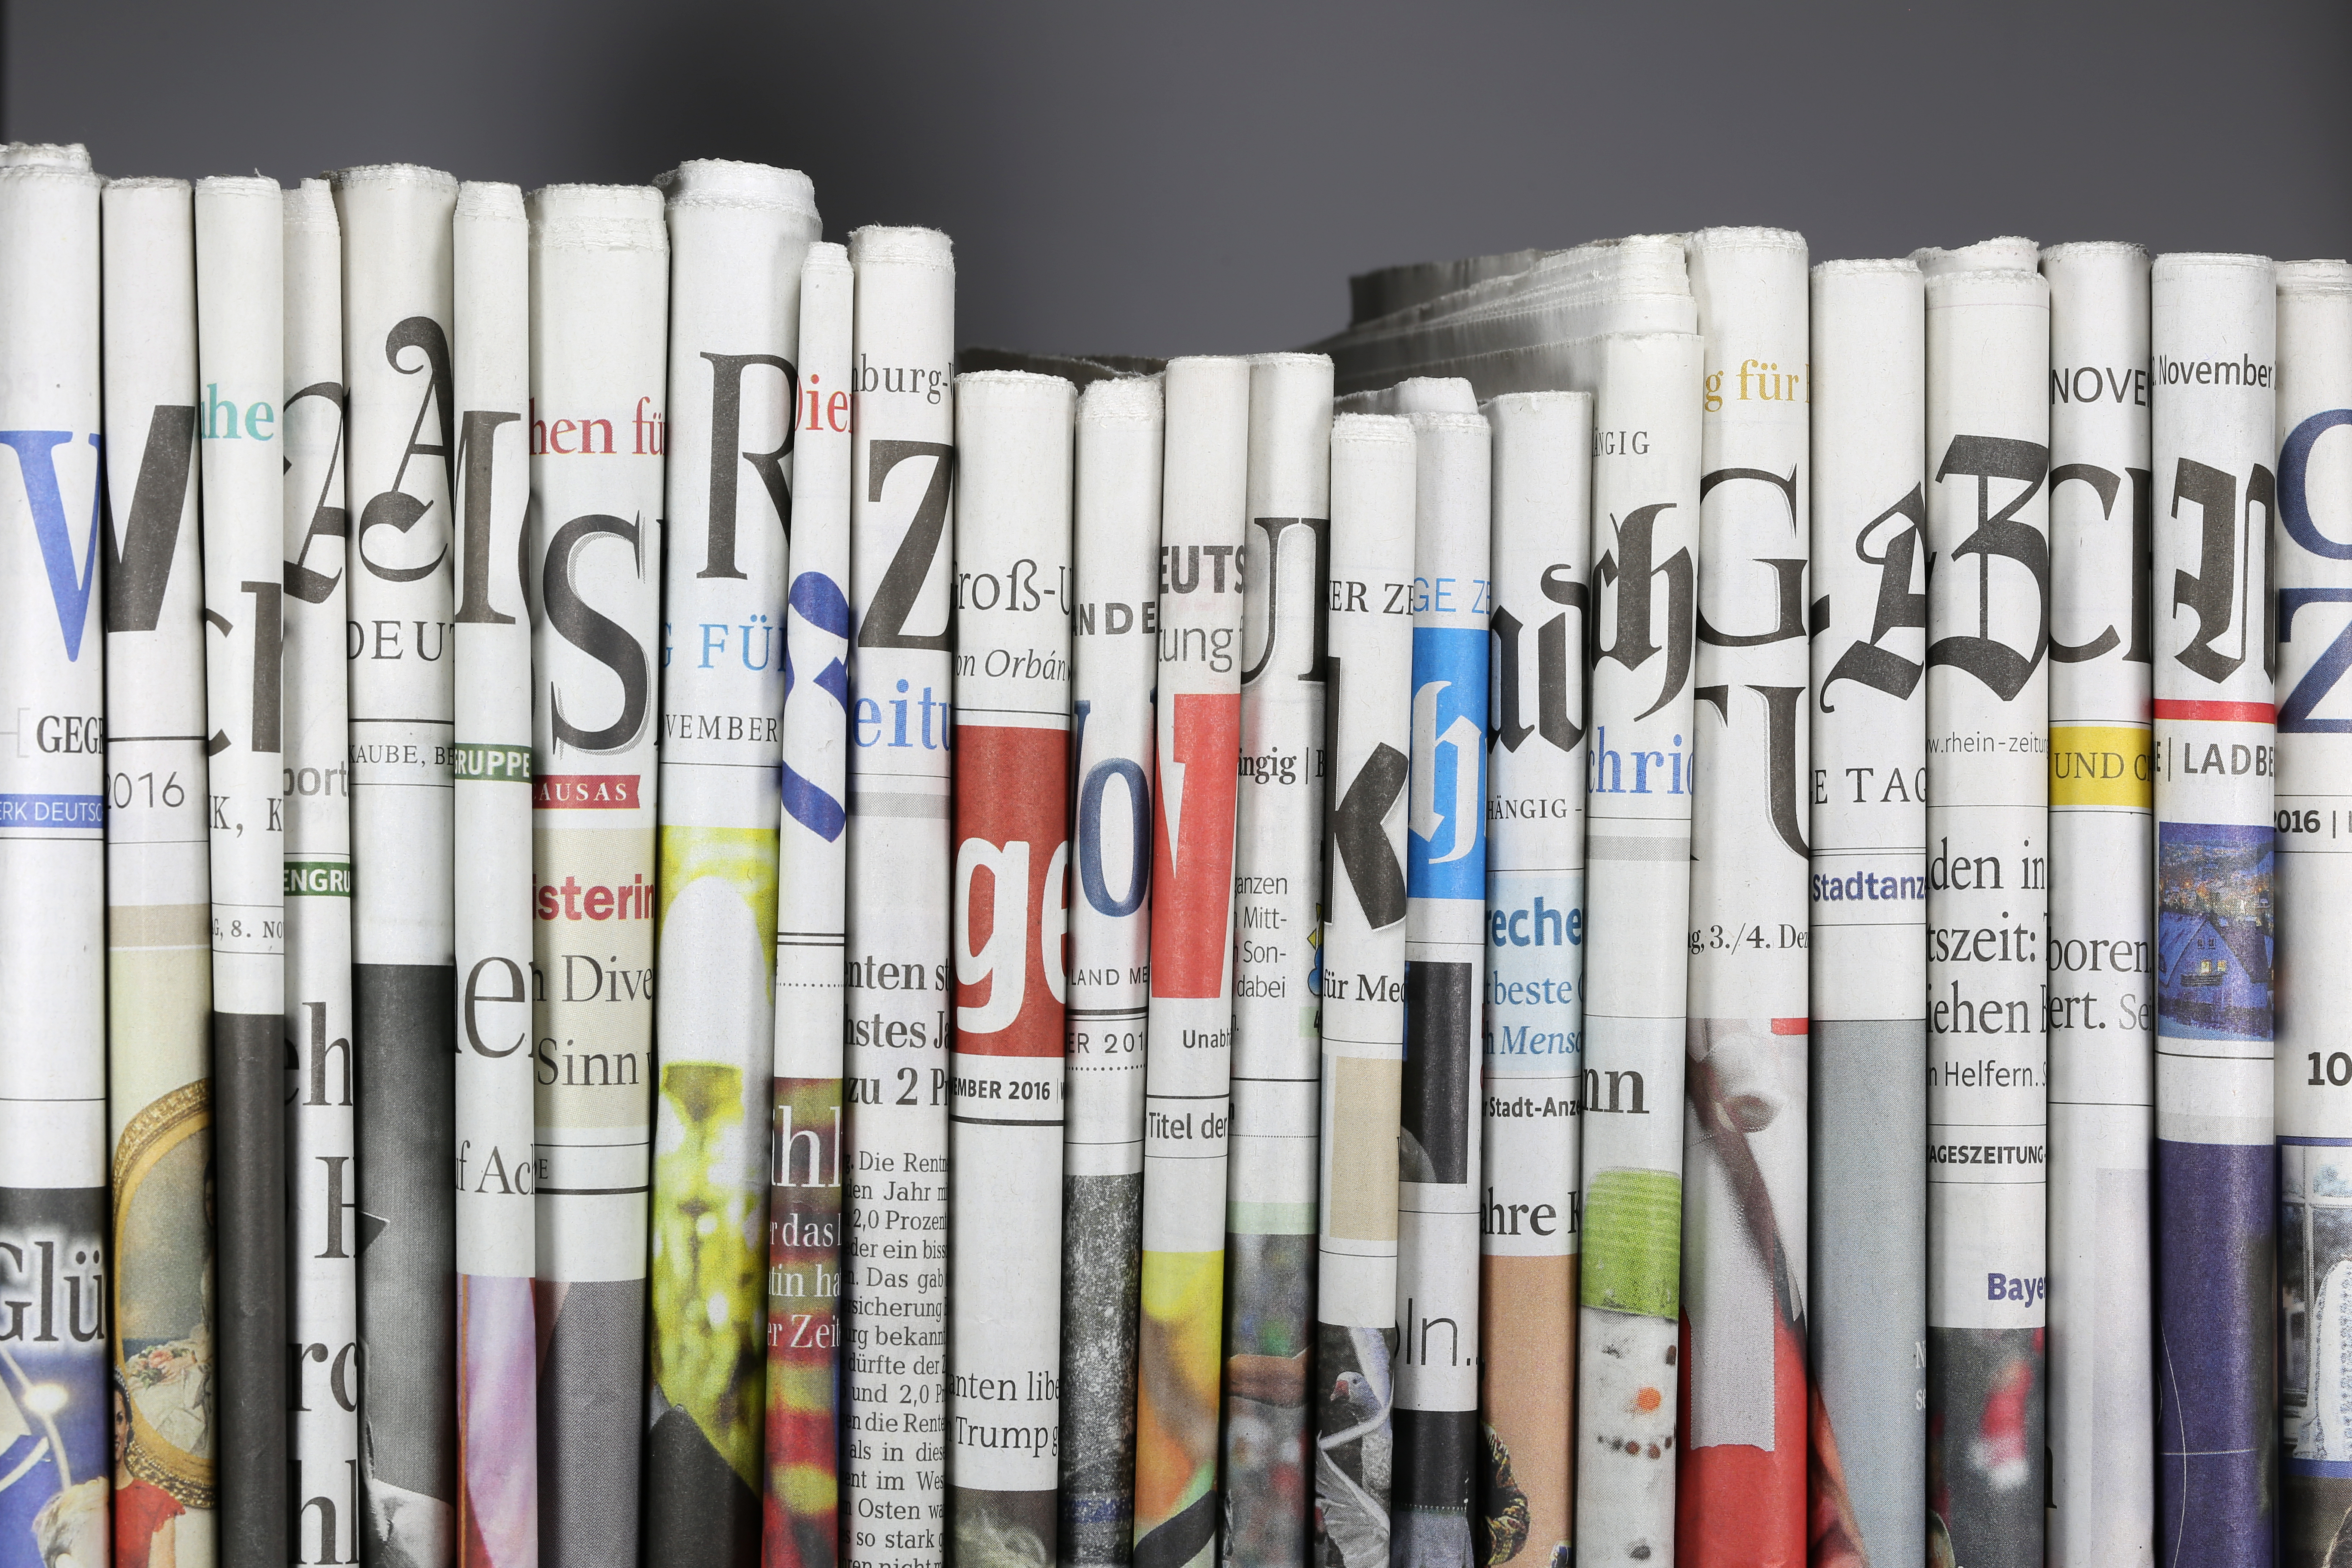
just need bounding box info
[331,163,461,1564]
[1479,389,1591,1568]
[947,370,1075,1562]
[842,224,957,1568]
[1314,413,1415,1568]
[1222,352,1333,1568]
[526,183,669,1568]
[1677,227,1812,1560]
[2038,240,2154,1568]
[646,160,821,1566]
[1573,331,1704,1568]
[2148,252,2277,1568]
[1060,374,1163,1568]
[1134,355,1250,1568]
[283,174,363,1568]
[449,178,537,1568]
[2275,257,2352,1568]
[102,174,220,1568]
[1922,265,2050,1568]
[197,173,290,1567]
[1806,257,1927,1568]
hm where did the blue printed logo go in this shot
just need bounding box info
[1408,626,1487,901]
[0,793,103,831]
[0,431,101,661]
[781,569,851,842]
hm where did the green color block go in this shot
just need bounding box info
[1579,1167,1681,1318]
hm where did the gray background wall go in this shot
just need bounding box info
[10,0,2349,357]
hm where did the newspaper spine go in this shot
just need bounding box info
[1134,355,1250,1568]
[1223,353,1334,1568]
[1573,331,1703,1568]
[769,239,852,1568]
[196,174,289,1568]
[0,160,107,1568]
[526,183,668,1568]
[1060,375,1164,1568]
[1313,414,1415,1568]
[2149,252,2278,1568]
[1677,229,1812,1568]
[2274,257,2352,1568]
[1392,407,1491,1568]
[948,370,1075,1560]
[1478,390,1590,1568]
[2039,241,2156,1568]
[1922,267,2051,1568]
[1804,258,1928,1568]
[283,175,360,1568]
[646,160,820,1567]
[842,224,956,1568]
[450,179,536,1568]
[101,175,217,1568]
[330,162,461,1562]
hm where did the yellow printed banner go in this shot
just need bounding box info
[2050,725,2153,807]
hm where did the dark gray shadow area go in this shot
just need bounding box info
[11,0,2351,357]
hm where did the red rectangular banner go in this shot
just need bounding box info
[953,723,1071,1058]
[533,773,641,809]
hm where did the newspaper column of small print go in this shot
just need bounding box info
[1133,356,1251,1568]
[99,174,219,1568]
[526,183,669,1568]
[842,225,956,1568]
[1804,258,1928,1568]
[1573,331,1703,1568]
[2149,252,2279,1568]
[1388,403,1490,1568]
[282,174,362,1568]
[1922,266,2051,1568]
[1676,227,1813,1565]
[330,163,462,1563]
[195,174,291,1567]
[1060,374,1164,1568]
[646,160,822,1566]
[948,370,1075,1562]
[1223,352,1334,1568]
[449,178,537,1568]
[2274,258,2352,1568]
[2038,241,2156,1568]
[1314,414,1415,1568]
[0,152,108,1568]
[769,238,853,1568]
[1479,389,1591,1568]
